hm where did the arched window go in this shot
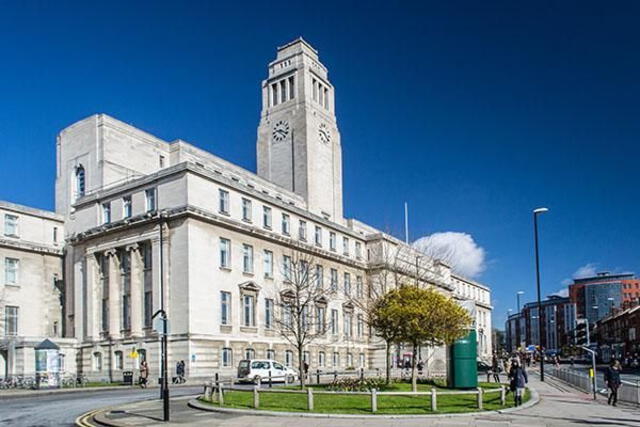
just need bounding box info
[75,165,86,199]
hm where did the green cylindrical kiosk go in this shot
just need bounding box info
[447,329,478,389]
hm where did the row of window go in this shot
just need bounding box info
[218,239,363,294]
[220,290,366,336]
[3,213,60,244]
[3,305,18,336]
[221,347,366,369]
[3,257,18,285]
[270,75,296,107]
[218,189,363,258]
[102,189,156,225]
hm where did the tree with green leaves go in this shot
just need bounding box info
[376,285,473,391]
[369,290,404,384]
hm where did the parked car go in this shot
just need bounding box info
[237,359,298,383]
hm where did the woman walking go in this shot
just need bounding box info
[508,358,528,406]
[604,360,622,406]
[139,360,149,388]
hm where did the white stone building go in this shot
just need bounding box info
[2,38,492,381]
[0,202,76,376]
[451,274,493,361]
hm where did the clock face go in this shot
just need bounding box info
[318,123,331,144]
[272,120,290,142]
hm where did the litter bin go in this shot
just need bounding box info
[123,371,134,385]
[447,329,478,389]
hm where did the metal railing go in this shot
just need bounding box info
[547,366,640,405]
[202,377,506,413]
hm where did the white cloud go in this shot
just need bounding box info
[551,288,569,298]
[572,263,598,279]
[413,232,486,278]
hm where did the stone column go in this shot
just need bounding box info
[127,243,143,338]
[85,254,99,340]
[106,249,121,339]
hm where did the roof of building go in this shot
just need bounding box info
[0,200,63,222]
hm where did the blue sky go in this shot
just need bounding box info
[1,1,639,328]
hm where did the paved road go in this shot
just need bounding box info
[0,386,203,427]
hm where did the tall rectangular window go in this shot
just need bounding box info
[288,76,295,99]
[222,348,233,367]
[298,220,307,241]
[343,237,349,256]
[266,349,275,360]
[324,87,329,109]
[315,265,323,288]
[100,254,109,332]
[121,251,131,330]
[242,244,253,274]
[242,198,252,222]
[330,268,338,291]
[316,306,325,333]
[344,312,352,338]
[355,242,362,259]
[4,258,18,285]
[159,155,165,168]
[357,314,364,337]
[312,78,318,101]
[219,189,229,214]
[220,291,231,325]
[329,232,336,251]
[4,214,18,237]
[123,196,132,218]
[344,272,351,296]
[356,276,363,298]
[145,188,156,212]
[263,250,273,278]
[331,309,338,335]
[102,202,111,224]
[243,295,255,327]
[265,298,274,329]
[219,238,231,268]
[318,351,325,367]
[263,206,272,229]
[333,351,339,367]
[271,83,278,106]
[280,80,286,103]
[281,214,290,235]
[283,255,292,281]
[315,226,322,246]
[143,244,153,328]
[53,227,58,244]
[4,306,18,336]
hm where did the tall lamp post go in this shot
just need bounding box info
[533,207,549,382]
[516,291,524,313]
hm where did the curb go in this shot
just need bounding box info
[0,381,195,400]
[187,388,540,419]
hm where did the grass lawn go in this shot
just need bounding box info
[200,381,531,415]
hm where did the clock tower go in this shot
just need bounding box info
[257,38,343,221]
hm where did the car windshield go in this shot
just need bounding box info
[252,361,270,369]
[273,362,284,370]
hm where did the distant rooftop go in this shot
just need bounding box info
[573,271,635,284]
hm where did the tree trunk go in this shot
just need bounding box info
[385,340,391,384]
[298,345,305,389]
[411,342,418,392]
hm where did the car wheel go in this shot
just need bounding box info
[287,374,295,383]
[253,375,262,384]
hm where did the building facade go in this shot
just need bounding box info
[569,272,634,325]
[0,202,76,376]
[505,296,576,353]
[2,39,492,381]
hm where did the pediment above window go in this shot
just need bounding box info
[238,281,261,293]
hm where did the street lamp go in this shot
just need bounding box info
[517,291,524,313]
[533,207,548,381]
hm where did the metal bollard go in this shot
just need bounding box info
[360,367,364,380]
[431,388,437,411]
[268,370,272,388]
[307,387,314,411]
[316,369,320,385]
[334,370,337,382]
[500,386,506,406]
[371,388,377,413]
[477,387,483,409]
[218,384,224,406]
[253,386,260,408]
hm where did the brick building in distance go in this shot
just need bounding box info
[569,272,638,325]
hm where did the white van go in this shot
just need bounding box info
[237,359,298,383]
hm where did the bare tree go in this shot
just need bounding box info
[270,249,328,389]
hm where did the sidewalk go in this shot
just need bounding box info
[91,372,640,426]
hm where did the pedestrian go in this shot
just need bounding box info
[417,360,424,376]
[604,360,622,406]
[508,359,528,406]
[570,355,575,368]
[174,360,186,384]
[139,360,149,388]
[554,354,560,368]
[492,353,501,383]
[303,361,309,380]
